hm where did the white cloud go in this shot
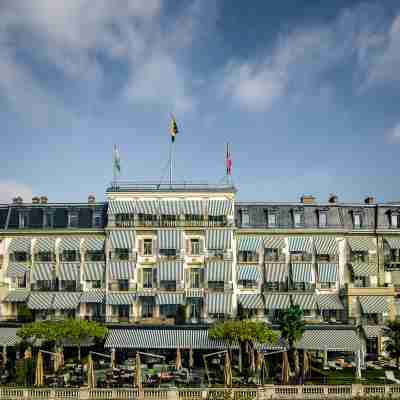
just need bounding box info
[0,181,33,203]
[386,123,400,143]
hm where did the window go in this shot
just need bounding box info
[115,213,134,228]
[190,270,201,288]
[62,281,77,291]
[68,211,79,228]
[318,212,327,228]
[93,212,102,228]
[354,276,368,288]
[43,212,53,228]
[159,248,176,257]
[190,239,200,256]
[392,214,399,228]
[239,280,257,289]
[390,249,400,263]
[61,250,79,262]
[291,252,312,262]
[208,281,224,289]
[16,275,26,288]
[160,304,177,318]
[208,249,224,259]
[268,213,277,227]
[208,215,226,226]
[316,254,330,262]
[115,248,129,261]
[141,299,154,318]
[12,251,29,262]
[143,239,153,256]
[353,214,361,228]
[35,251,53,262]
[37,280,52,291]
[238,251,258,262]
[185,214,204,226]
[91,280,102,289]
[160,281,176,290]
[86,250,105,261]
[143,268,153,288]
[240,209,250,227]
[118,279,129,291]
[19,212,28,228]
[265,248,280,262]
[294,213,302,227]
[351,251,368,263]
[160,214,177,227]
[190,301,201,320]
[138,214,157,226]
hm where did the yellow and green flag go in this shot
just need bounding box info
[170,115,178,142]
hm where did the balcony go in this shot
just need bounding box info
[346,284,395,297]
[185,288,204,297]
[236,222,375,230]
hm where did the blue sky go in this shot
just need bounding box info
[1,0,400,203]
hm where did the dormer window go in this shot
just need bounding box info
[68,211,79,228]
[391,213,399,228]
[93,211,102,228]
[240,209,250,227]
[43,212,53,228]
[318,212,327,228]
[268,213,277,228]
[353,213,361,229]
[19,212,28,228]
[293,212,302,228]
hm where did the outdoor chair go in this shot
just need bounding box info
[385,371,400,384]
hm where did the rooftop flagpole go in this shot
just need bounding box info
[169,114,178,187]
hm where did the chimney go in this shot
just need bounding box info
[32,196,40,204]
[301,195,315,205]
[88,195,96,204]
[364,196,375,205]
[328,194,338,204]
[40,196,48,204]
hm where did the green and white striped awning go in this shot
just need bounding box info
[106,292,136,305]
[359,296,389,314]
[207,200,231,216]
[351,262,378,276]
[6,263,30,277]
[109,230,135,249]
[291,293,318,310]
[83,262,105,281]
[238,236,263,252]
[27,292,55,310]
[317,263,338,283]
[108,200,136,215]
[52,292,81,309]
[318,294,344,310]
[384,237,400,249]
[291,263,313,282]
[59,263,80,281]
[0,328,22,346]
[35,237,56,252]
[239,294,264,309]
[59,237,81,251]
[82,237,105,251]
[105,328,228,350]
[159,200,182,215]
[314,236,338,255]
[348,237,376,252]
[158,229,183,249]
[264,236,285,249]
[363,325,385,338]
[288,237,312,253]
[182,200,204,215]
[80,289,105,303]
[135,200,158,215]
[205,229,231,250]
[159,260,183,281]
[206,261,232,281]
[32,263,54,281]
[265,263,288,282]
[109,261,134,280]
[264,293,291,309]
[156,293,184,305]
[237,265,262,281]
[298,330,361,351]
[207,292,232,314]
[3,290,30,303]
[8,237,31,253]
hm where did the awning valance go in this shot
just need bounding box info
[35,237,56,253]
[264,236,285,249]
[238,236,263,252]
[348,237,376,252]
[385,237,400,249]
[182,200,204,215]
[52,292,81,309]
[27,292,55,310]
[205,229,231,250]
[291,293,317,310]
[359,296,389,314]
[109,230,135,249]
[317,263,338,283]
[109,261,134,280]
[59,262,80,281]
[237,265,262,282]
[108,200,136,215]
[8,237,31,253]
[3,290,30,303]
[0,328,21,346]
[32,263,54,281]
[6,263,30,277]
[83,262,105,281]
[59,237,81,251]
[158,201,181,215]
[80,289,105,303]
[106,292,136,305]
[239,294,264,309]
[135,200,158,215]
[314,236,338,255]
[318,294,344,310]
[265,263,288,282]
[298,330,361,351]
[288,237,312,253]
[158,230,183,250]
[206,261,232,281]
[156,293,184,305]
[291,263,313,282]
[83,237,104,251]
[264,294,291,309]
[207,200,231,216]
[207,292,232,314]
[363,325,385,338]
[351,262,378,276]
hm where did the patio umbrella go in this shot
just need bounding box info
[189,348,194,369]
[24,347,32,360]
[34,351,44,387]
[87,353,96,389]
[261,355,269,384]
[58,348,64,369]
[134,353,142,389]
[176,347,182,370]
[110,349,116,369]
[54,352,59,373]
[355,350,362,379]
[303,351,310,378]
[281,351,290,385]
[223,352,232,387]
[250,348,255,373]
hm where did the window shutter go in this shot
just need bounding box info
[186,239,191,255]
[152,239,156,256]
[199,238,204,254]
[153,268,158,286]
[185,269,190,287]
[138,239,143,256]
[200,268,205,285]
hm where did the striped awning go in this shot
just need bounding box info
[158,230,183,249]
[298,330,361,351]
[363,325,385,338]
[348,237,376,252]
[6,263,30,277]
[314,236,338,255]
[108,200,136,215]
[80,289,105,303]
[8,237,31,253]
[59,237,81,251]
[35,237,56,252]
[156,293,184,305]
[205,229,231,250]
[109,261,134,280]
[159,201,181,215]
[238,236,263,252]
[264,294,291,309]
[59,263,80,281]
[83,262,105,281]
[351,262,378,276]
[317,263,338,282]
[135,200,158,215]
[385,237,400,249]
[27,292,55,310]
[318,294,344,310]
[264,236,285,249]
[265,263,288,282]
[291,263,313,282]
[288,237,312,253]
[182,200,204,215]
[207,292,232,314]
[0,328,21,346]
[82,237,105,251]
[52,292,81,309]
[239,294,264,309]
[206,261,232,281]
[3,290,30,303]
[159,260,183,281]
[291,293,318,310]
[109,230,135,249]
[32,263,54,281]
[359,296,389,314]
[237,265,262,282]
[105,328,229,350]
[207,200,231,216]
[106,292,136,305]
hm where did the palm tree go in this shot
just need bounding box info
[384,320,400,369]
[278,305,305,379]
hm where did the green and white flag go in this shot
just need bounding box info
[113,145,121,174]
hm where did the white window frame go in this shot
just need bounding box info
[294,213,302,227]
[241,209,250,227]
[68,211,79,228]
[268,213,277,227]
[353,213,361,228]
[319,212,327,228]
[392,214,399,228]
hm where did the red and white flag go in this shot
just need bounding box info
[225,143,232,176]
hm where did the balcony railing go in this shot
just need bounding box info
[114,219,230,228]
[236,222,375,229]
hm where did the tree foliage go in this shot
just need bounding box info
[278,305,305,348]
[384,320,400,368]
